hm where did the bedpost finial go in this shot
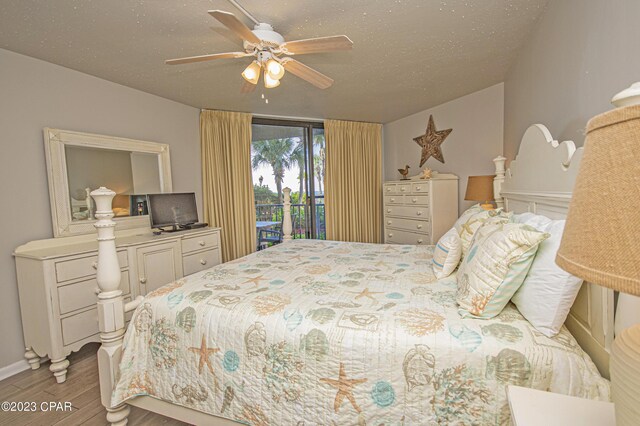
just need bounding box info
[91,187,121,295]
[493,156,507,209]
[282,187,293,241]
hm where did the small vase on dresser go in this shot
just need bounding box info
[383,172,458,245]
[13,227,222,383]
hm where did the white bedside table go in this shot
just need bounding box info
[507,386,615,426]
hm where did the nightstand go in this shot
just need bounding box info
[507,386,615,426]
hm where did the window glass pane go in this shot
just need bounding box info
[251,122,325,246]
[312,128,326,239]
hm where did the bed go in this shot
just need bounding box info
[90,121,615,426]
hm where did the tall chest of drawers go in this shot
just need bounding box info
[383,173,458,245]
[13,227,221,383]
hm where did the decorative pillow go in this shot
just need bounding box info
[453,208,510,256]
[432,228,462,279]
[511,218,583,337]
[456,222,549,319]
[453,204,483,229]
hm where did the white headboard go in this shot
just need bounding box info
[496,124,614,379]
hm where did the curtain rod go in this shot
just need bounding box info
[199,109,324,123]
[252,113,324,123]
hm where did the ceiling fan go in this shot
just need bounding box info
[165,0,353,92]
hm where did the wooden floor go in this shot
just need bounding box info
[0,343,190,425]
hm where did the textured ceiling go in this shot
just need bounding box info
[0,0,548,123]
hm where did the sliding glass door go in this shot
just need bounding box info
[251,118,325,245]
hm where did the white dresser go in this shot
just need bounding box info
[383,173,458,245]
[14,227,221,383]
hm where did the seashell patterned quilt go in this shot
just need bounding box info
[112,240,609,425]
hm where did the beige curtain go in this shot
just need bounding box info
[201,110,256,262]
[324,119,382,243]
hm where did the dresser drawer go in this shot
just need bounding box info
[386,217,431,234]
[384,184,397,194]
[55,250,128,283]
[404,195,430,206]
[61,308,98,346]
[385,205,430,219]
[183,248,221,276]
[411,182,430,194]
[386,229,430,245]
[182,232,220,254]
[384,195,404,205]
[57,270,130,315]
[396,183,411,194]
[60,298,132,346]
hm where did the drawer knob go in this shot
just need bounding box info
[417,239,423,244]
[400,187,406,192]
[416,186,422,191]
[417,224,423,229]
[387,220,392,225]
[94,287,100,295]
[200,259,207,265]
[388,233,393,237]
[92,261,98,270]
[199,241,206,247]
[386,187,391,192]
[391,198,395,202]
[139,277,147,284]
[412,198,417,203]
[417,211,422,216]
[387,208,391,213]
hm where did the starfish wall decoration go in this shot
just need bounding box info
[319,363,368,413]
[413,115,452,167]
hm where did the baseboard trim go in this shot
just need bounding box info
[0,360,30,381]
[0,357,49,381]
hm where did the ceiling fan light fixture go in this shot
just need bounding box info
[266,58,285,80]
[264,70,280,88]
[241,60,261,84]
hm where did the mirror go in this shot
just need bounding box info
[45,128,172,237]
[65,146,161,221]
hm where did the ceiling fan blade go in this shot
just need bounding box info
[166,52,246,65]
[241,79,257,94]
[208,10,261,44]
[282,59,334,89]
[281,35,353,55]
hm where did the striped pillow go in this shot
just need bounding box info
[456,222,549,319]
[432,228,462,279]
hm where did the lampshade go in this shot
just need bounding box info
[555,105,640,295]
[264,70,280,88]
[266,58,285,80]
[241,61,261,85]
[464,175,495,202]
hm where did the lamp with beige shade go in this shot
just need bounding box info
[464,175,496,210]
[556,82,640,426]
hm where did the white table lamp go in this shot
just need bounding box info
[556,83,640,426]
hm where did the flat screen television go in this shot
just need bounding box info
[147,192,199,230]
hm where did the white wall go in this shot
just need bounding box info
[0,48,201,370]
[504,0,640,160]
[383,83,504,213]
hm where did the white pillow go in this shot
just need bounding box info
[432,228,462,279]
[512,212,552,229]
[511,217,583,337]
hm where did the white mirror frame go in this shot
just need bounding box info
[44,128,172,237]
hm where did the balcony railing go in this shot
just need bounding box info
[255,202,326,240]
